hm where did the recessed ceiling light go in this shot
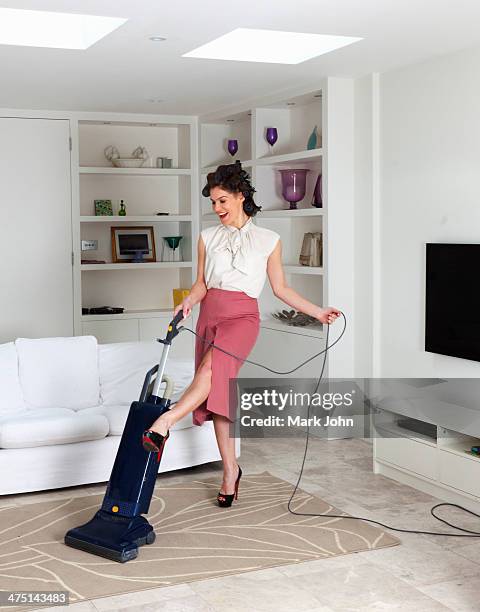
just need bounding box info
[182,28,363,64]
[0,7,127,49]
[149,36,166,42]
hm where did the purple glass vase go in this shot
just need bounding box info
[312,173,323,207]
[227,139,238,157]
[279,169,310,210]
[265,127,278,154]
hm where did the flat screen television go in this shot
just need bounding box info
[425,243,480,362]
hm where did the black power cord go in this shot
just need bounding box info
[178,313,480,538]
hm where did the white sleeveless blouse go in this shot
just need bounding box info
[200,217,280,298]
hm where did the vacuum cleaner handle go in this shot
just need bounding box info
[165,308,184,344]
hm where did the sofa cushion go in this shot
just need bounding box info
[16,336,100,411]
[82,404,193,435]
[98,341,195,407]
[0,408,109,449]
[0,342,25,414]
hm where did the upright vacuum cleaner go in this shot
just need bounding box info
[64,309,185,563]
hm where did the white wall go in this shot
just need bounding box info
[380,45,480,376]
[324,77,355,377]
[0,117,74,342]
[354,74,375,376]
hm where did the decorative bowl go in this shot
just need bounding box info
[272,309,320,327]
[112,158,145,168]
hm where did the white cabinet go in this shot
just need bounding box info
[0,117,73,342]
[81,311,194,358]
[438,451,480,498]
[82,318,139,343]
[240,326,326,379]
[374,410,480,512]
[375,432,437,480]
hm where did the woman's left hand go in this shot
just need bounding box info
[316,307,342,325]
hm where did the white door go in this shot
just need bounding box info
[0,118,73,342]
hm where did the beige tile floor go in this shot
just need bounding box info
[3,437,480,612]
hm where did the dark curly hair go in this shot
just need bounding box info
[202,160,262,217]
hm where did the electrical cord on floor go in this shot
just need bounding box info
[178,314,480,537]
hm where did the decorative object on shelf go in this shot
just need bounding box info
[265,127,278,155]
[299,232,322,267]
[82,306,124,315]
[161,236,183,262]
[132,146,150,162]
[81,259,106,264]
[111,226,156,263]
[94,199,113,216]
[156,156,173,168]
[278,168,310,210]
[111,158,145,168]
[118,199,127,216]
[104,145,150,168]
[312,173,323,208]
[173,288,190,308]
[272,309,320,327]
[103,145,120,163]
[307,125,319,150]
[227,139,238,157]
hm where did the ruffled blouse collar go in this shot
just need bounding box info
[223,216,253,234]
[213,217,255,274]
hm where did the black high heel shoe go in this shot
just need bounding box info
[217,466,242,508]
[142,429,170,463]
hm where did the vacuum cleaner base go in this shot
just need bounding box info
[64,309,186,563]
[64,509,156,563]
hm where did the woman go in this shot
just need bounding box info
[142,161,341,507]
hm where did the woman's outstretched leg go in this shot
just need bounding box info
[148,347,213,436]
[213,414,239,495]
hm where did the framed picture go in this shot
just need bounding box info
[111,226,156,263]
[94,199,113,216]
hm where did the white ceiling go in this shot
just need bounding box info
[1,0,480,117]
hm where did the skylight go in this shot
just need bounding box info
[0,7,127,50]
[182,28,363,64]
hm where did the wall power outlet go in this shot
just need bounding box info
[81,240,98,251]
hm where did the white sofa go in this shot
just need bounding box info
[0,336,223,496]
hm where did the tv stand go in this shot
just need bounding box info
[373,405,480,513]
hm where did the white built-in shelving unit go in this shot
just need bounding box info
[71,114,199,352]
[69,79,354,376]
[199,88,324,350]
[198,81,354,379]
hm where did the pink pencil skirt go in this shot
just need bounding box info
[192,287,260,426]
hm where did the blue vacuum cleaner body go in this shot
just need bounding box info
[64,310,185,563]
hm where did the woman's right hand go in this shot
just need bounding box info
[173,296,193,321]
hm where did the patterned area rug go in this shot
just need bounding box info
[0,472,400,609]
